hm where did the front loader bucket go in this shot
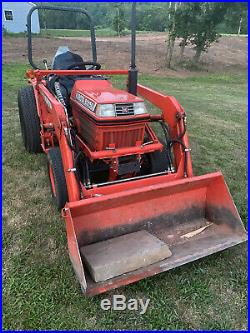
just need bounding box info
[64,171,247,296]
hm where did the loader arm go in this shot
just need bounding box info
[137,84,193,177]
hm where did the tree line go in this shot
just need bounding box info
[37,2,247,34]
[36,2,248,67]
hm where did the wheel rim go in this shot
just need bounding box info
[49,165,56,196]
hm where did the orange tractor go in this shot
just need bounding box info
[18,4,247,295]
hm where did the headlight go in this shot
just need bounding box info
[96,104,115,117]
[133,102,147,115]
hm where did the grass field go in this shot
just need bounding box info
[2,64,247,330]
[3,28,154,38]
[3,28,118,38]
[42,29,247,38]
[41,28,121,37]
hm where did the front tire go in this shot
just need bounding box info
[47,147,68,210]
[149,140,171,173]
[141,139,171,175]
[18,86,42,153]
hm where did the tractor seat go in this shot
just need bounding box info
[48,50,105,111]
[52,50,86,70]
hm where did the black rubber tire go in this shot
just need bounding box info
[47,147,68,210]
[18,86,42,153]
[149,139,171,173]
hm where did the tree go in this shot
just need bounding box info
[137,7,167,32]
[223,2,248,35]
[174,3,201,60]
[165,2,178,68]
[189,3,229,63]
[113,4,126,37]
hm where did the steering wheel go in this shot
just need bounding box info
[67,62,101,70]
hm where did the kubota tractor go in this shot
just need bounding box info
[17,4,247,295]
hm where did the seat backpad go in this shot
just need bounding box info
[52,51,86,70]
[48,51,105,112]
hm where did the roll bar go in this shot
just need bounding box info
[27,3,138,96]
[128,2,138,96]
[26,5,97,69]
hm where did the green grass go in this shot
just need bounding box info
[3,28,159,38]
[40,28,156,37]
[2,28,119,38]
[2,64,247,330]
[41,27,120,37]
[221,33,248,37]
[3,29,248,39]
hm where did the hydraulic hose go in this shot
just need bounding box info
[168,139,188,177]
[176,114,186,140]
[73,150,91,189]
[159,119,189,177]
[159,120,173,168]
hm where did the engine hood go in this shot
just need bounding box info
[71,79,144,105]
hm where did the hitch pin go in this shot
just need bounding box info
[43,59,48,70]
[141,141,153,147]
[183,115,187,125]
[105,147,116,151]
[67,168,76,172]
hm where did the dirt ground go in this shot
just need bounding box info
[3,33,247,76]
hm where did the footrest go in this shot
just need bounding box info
[81,230,172,282]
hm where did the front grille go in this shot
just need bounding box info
[115,103,134,116]
[103,128,144,148]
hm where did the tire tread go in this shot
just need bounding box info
[48,147,68,209]
[18,85,41,153]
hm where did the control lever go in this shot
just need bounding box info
[43,59,48,69]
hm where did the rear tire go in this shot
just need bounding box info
[47,147,68,210]
[18,86,42,153]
